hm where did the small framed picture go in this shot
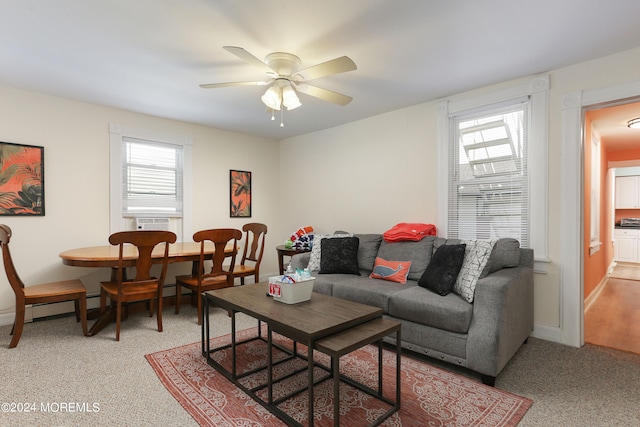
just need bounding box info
[230,170,251,217]
[0,141,45,216]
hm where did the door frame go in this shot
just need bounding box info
[562,79,640,347]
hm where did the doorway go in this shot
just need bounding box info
[583,100,640,355]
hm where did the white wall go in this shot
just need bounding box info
[0,84,281,324]
[279,46,640,344]
[279,103,438,235]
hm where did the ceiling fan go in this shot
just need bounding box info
[200,46,357,124]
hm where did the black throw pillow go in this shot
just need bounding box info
[418,244,466,296]
[319,236,361,275]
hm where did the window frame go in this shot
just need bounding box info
[109,123,192,240]
[589,131,601,254]
[437,75,549,273]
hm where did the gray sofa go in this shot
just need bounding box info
[290,234,534,386]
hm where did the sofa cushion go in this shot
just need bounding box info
[307,233,352,271]
[418,243,466,296]
[330,275,414,312]
[354,234,383,272]
[369,257,411,284]
[388,286,473,334]
[480,238,521,277]
[454,239,496,303]
[310,275,334,295]
[319,236,360,275]
[376,236,435,281]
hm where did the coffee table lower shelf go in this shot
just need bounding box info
[314,317,401,427]
[202,306,401,426]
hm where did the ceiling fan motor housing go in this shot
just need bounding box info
[264,52,301,78]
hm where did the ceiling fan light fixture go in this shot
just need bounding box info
[261,86,281,110]
[282,85,301,110]
[628,118,640,129]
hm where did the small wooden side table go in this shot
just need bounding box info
[275,245,311,275]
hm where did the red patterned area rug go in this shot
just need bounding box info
[146,327,532,426]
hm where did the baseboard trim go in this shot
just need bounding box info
[0,283,182,326]
[584,274,608,313]
[531,323,565,344]
[0,312,14,327]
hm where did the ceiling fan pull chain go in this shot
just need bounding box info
[280,107,285,127]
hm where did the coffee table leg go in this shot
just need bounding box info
[396,329,401,408]
[201,296,208,356]
[308,340,314,427]
[333,355,340,427]
[231,310,237,378]
[378,340,383,394]
[267,326,273,404]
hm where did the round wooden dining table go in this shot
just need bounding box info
[59,241,232,336]
[59,241,219,268]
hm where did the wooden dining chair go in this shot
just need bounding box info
[175,228,242,325]
[100,230,177,341]
[0,224,87,348]
[232,223,268,286]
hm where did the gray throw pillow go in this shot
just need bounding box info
[480,238,521,278]
[354,234,383,272]
[376,236,435,280]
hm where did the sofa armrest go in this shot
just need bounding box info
[465,263,534,378]
[290,252,311,271]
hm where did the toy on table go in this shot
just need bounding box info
[284,225,314,250]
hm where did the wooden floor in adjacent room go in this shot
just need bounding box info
[584,264,640,355]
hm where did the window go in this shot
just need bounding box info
[109,123,192,238]
[122,137,183,217]
[437,75,549,270]
[449,101,529,246]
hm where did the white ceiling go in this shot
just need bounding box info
[2,0,640,141]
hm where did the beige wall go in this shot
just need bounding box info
[0,84,281,322]
[279,46,640,341]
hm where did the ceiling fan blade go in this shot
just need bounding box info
[223,46,276,74]
[296,84,353,106]
[200,81,270,89]
[296,56,356,81]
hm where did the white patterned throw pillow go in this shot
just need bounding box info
[453,239,497,303]
[307,233,353,271]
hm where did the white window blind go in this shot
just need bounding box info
[448,100,529,247]
[122,137,183,217]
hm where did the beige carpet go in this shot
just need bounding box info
[1,305,640,426]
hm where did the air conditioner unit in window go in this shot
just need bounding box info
[136,218,170,231]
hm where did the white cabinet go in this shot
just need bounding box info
[615,176,640,208]
[614,228,639,262]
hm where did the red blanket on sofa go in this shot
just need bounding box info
[383,223,436,242]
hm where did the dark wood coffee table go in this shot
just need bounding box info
[202,282,400,426]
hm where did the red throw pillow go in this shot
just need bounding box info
[369,257,411,284]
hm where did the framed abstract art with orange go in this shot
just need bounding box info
[0,142,44,216]
[230,169,251,217]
